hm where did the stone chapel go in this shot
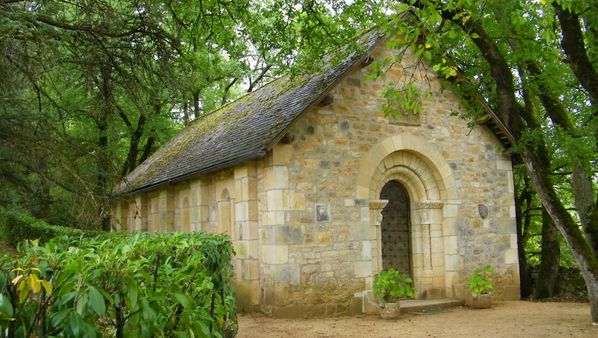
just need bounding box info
[112,32,521,317]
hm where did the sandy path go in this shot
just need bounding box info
[238,301,597,337]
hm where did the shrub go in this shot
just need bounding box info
[469,265,494,297]
[0,210,93,245]
[0,232,236,338]
[373,268,414,303]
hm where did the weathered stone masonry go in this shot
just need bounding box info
[112,41,520,317]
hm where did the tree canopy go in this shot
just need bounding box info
[0,0,377,227]
[1,0,598,324]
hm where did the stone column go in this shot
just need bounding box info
[134,194,148,232]
[193,181,209,232]
[118,200,129,232]
[159,187,175,232]
[415,200,444,298]
[234,162,260,311]
[368,200,388,275]
[140,194,148,232]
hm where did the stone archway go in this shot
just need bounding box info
[357,135,461,299]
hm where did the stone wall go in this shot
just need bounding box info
[111,166,262,312]
[257,42,519,315]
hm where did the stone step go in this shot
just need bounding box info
[399,298,464,313]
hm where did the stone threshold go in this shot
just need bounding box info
[399,298,464,313]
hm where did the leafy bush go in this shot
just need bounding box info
[0,232,236,337]
[469,265,494,297]
[373,268,414,303]
[0,210,91,245]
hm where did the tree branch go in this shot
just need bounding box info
[554,2,598,105]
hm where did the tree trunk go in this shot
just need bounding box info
[534,207,560,299]
[192,90,200,119]
[97,62,112,231]
[515,170,532,298]
[121,113,146,177]
[572,165,598,256]
[522,146,598,323]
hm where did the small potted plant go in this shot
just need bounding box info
[468,265,494,309]
[373,268,414,319]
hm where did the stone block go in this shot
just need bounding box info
[354,261,372,278]
[235,201,248,222]
[496,159,512,170]
[361,241,372,260]
[275,225,304,244]
[262,211,285,226]
[391,135,404,150]
[442,218,457,236]
[510,234,518,249]
[246,221,259,240]
[232,258,243,282]
[248,239,259,259]
[234,240,249,258]
[444,236,458,255]
[443,204,459,218]
[509,205,516,218]
[272,264,300,285]
[431,253,444,267]
[293,192,306,210]
[504,248,517,264]
[273,144,293,165]
[360,207,369,222]
[235,179,244,201]
[445,254,462,271]
[349,223,375,240]
[243,259,260,281]
[431,237,444,253]
[507,170,514,193]
[315,232,333,244]
[267,190,284,210]
[247,200,258,221]
[262,245,288,264]
[444,271,459,291]
[271,166,289,189]
[356,185,369,199]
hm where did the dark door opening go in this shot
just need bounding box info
[380,180,412,275]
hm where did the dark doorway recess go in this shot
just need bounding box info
[380,180,412,275]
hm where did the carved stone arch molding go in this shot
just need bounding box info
[358,135,461,299]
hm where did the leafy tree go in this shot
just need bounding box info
[0,0,374,228]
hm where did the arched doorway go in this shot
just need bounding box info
[380,180,412,276]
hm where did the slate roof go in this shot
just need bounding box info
[115,31,381,194]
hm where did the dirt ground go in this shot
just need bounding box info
[238,301,597,337]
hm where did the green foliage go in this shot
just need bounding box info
[0,210,93,245]
[382,83,426,118]
[469,265,494,298]
[0,0,381,229]
[0,232,236,337]
[373,268,414,303]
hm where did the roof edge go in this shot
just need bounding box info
[114,148,266,196]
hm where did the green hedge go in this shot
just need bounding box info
[0,210,90,245]
[0,232,236,337]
